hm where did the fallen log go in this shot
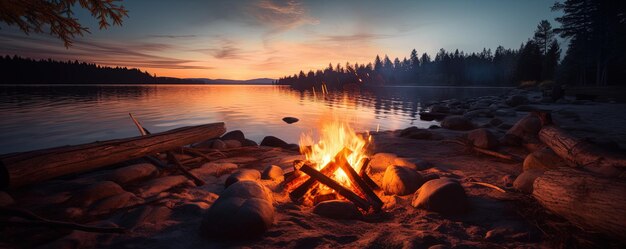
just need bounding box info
[536,112,626,177]
[0,122,226,188]
[532,168,626,241]
[297,163,371,211]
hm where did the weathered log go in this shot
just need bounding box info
[533,168,626,241]
[337,158,383,212]
[297,163,371,211]
[536,112,626,177]
[0,122,226,188]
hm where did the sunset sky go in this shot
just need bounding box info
[0,0,561,80]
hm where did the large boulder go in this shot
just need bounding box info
[260,136,289,148]
[261,165,284,181]
[313,200,362,220]
[369,153,398,172]
[201,181,274,239]
[221,130,246,143]
[467,128,499,149]
[504,114,542,146]
[411,178,468,215]
[523,147,568,171]
[382,166,424,196]
[441,116,475,131]
[513,169,544,194]
[225,169,261,188]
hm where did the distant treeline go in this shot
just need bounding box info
[279,0,626,89]
[0,56,202,84]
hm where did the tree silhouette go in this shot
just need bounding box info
[533,20,555,55]
[0,0,128,47]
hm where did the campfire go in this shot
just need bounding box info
[284,120,383,213]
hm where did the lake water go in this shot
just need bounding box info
[0,84,511,154]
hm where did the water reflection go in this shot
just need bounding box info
[0,85,509,154]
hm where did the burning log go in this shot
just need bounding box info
[0,122,226,188]
[296,163,371,211]
[533,168,626,241]
[337,158,383,211]
[288,149,349,202]
[358,158,380,190]
[283,160,308,191]
[536,112,626,177]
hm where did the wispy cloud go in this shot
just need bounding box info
[192,38,250,60]
[147,34,198,39]
[0,33,212,70]
[249,0,319,34]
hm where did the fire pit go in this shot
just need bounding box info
[283,120,383,213]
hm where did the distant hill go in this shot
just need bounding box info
[186,78,275,84]
[0,55,275,84]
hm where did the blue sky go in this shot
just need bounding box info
[0,0,562,79]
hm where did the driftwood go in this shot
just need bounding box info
[443,138,522,162]
[536,112,626,177]
[129,114,206,186]
[532,168,626,241]
[336,157,383,211]
[0,122,226,188]
[296,163,371,211]
[0,207,125,234]
[358,158,380,190]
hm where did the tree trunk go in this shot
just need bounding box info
[536,113,625,177]
[0,122,226,188]
[533,168,626,241]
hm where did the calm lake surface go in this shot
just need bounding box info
[0,84,511,154]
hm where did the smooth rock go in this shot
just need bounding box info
[513,169,544,194]
[382,166,424,196]
[313,200,362,220]
[221,130,246,143]
[69,181,125,207]
[191,162,238,179]
[394,157,433,170]
[261,165,284,181]
[494,109,516,117]
[505,95,529,107]
[201,181,274,239]
[241,139,258,147]
[0,191,15,207]
[107,163,158,185]
[211,139,227,150]
[137,175,188,198]
[369,153,398,172]
[467,128,499,149]
[223,139,242,149]
[411,178,468,215]
[430,105,450,113]
[441,116,475,131]
[260,136,289,148]
[224,169,261,188]
[88,191,141,216]
[504,114,541,145]
[282,117,299,124]
[523,147,568,171]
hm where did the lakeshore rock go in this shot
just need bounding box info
[211,139,227,150]
[221,130,246,143]
[505,95,529,107]
[261,165,284,181]
[467,128,499,149]
[137,175,188,198]
[0,191,15,207]
[282,117,299,124]
[369,153,398,172]
[260,136,289,148]
[441,116,475,131]
[523,147,568,171]
[225,169,261,187]
[242,139,259,147]
[504,114,541,145]
[107,163,158,185]
[223,139,242,149]
[430,105,450,113]
[201,181,274,239]
[313,200,361,220]
[399,126,433,140]
[382,166,424,196]
[513,169,544,194]
[69,181,125,207]
[411,178,468,215]
[191,162,238,179]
